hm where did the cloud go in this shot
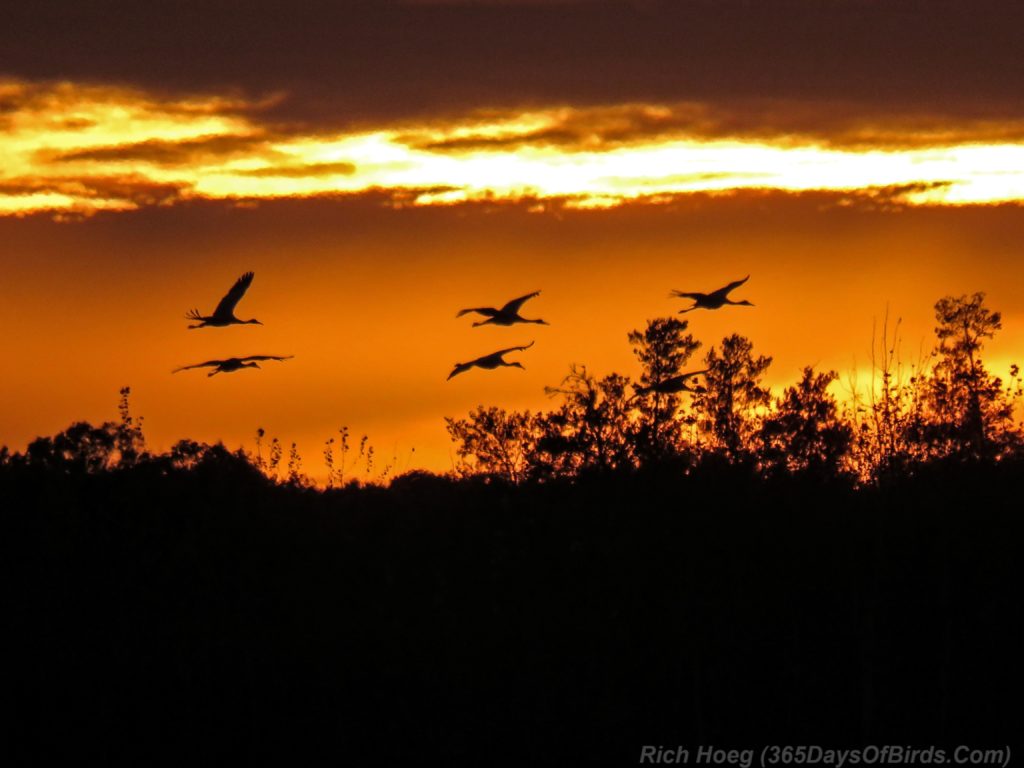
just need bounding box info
[5,78,1024,218]
[399,102,1024,153]
[238,161,357,178]
[0,174,189,217]
[50,134,274,166]
[9,0,1024,134]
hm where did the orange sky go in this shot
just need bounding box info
[4,2,1024,479]
[3,184,1023,479]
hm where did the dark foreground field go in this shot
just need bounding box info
[5,454,1021,766]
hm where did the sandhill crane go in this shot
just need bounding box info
[447,342,535,380]
[172,355,294,377]
[457,291,548,327]
[670,275,753,313]
[636,370,708,396]
[186,272,262,328]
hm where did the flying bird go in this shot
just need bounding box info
[457,291,548,327]
[186,272,262,328]
[447,342,535,380]
[670,275,753,313]
[636,370,708,396]
[172,355,294,377]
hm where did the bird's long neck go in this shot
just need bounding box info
[245,318,261,324]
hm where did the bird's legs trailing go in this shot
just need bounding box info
[185,309,207,329]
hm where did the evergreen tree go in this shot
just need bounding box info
[924,292,1018,458]
[628,317,701,460]
[692,334,772,459]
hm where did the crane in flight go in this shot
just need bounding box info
[172,355,293,377]
[447,342,535,380]
[186,272,262,328]
[670,275,753,313]
[635,370,708,396]
[457,291,548,327]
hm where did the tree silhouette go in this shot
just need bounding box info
[691,333,772,459]
[25,422,119,474]
[6,291,1021,490]
[115,386,146,467]
[168,438,208,470]
[923,293,1019,459]
[536,365,635,476]
[628,317,701,460]
[758,367,853,479]
[856,311,923,478]
[446,406,536,483]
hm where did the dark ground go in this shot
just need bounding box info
[4,454,1021,766]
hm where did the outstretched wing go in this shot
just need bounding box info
[491,340,535,358]
[500,291,540,314]
[172,359,223,373]
[669,290,705,299]
[212,272,254,319]
[716,275,750,296]
[239,354,294,363]
[456,307,498,318]
[447,361,474,380]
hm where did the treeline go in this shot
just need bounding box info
[2,293,1018,488]
[4,295,1023,764]
[447,292,1024,485]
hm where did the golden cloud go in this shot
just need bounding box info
[5,79,1024,217]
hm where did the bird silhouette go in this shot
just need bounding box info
[635,370,708,395]
[457,291,548,327]
[186,272,262,328]
[670,275,753,313]
[447,342,535,380]
[172,355,293,377]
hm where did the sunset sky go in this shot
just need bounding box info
[3,0,1024,478]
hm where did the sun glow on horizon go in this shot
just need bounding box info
[6,80,1024,217]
